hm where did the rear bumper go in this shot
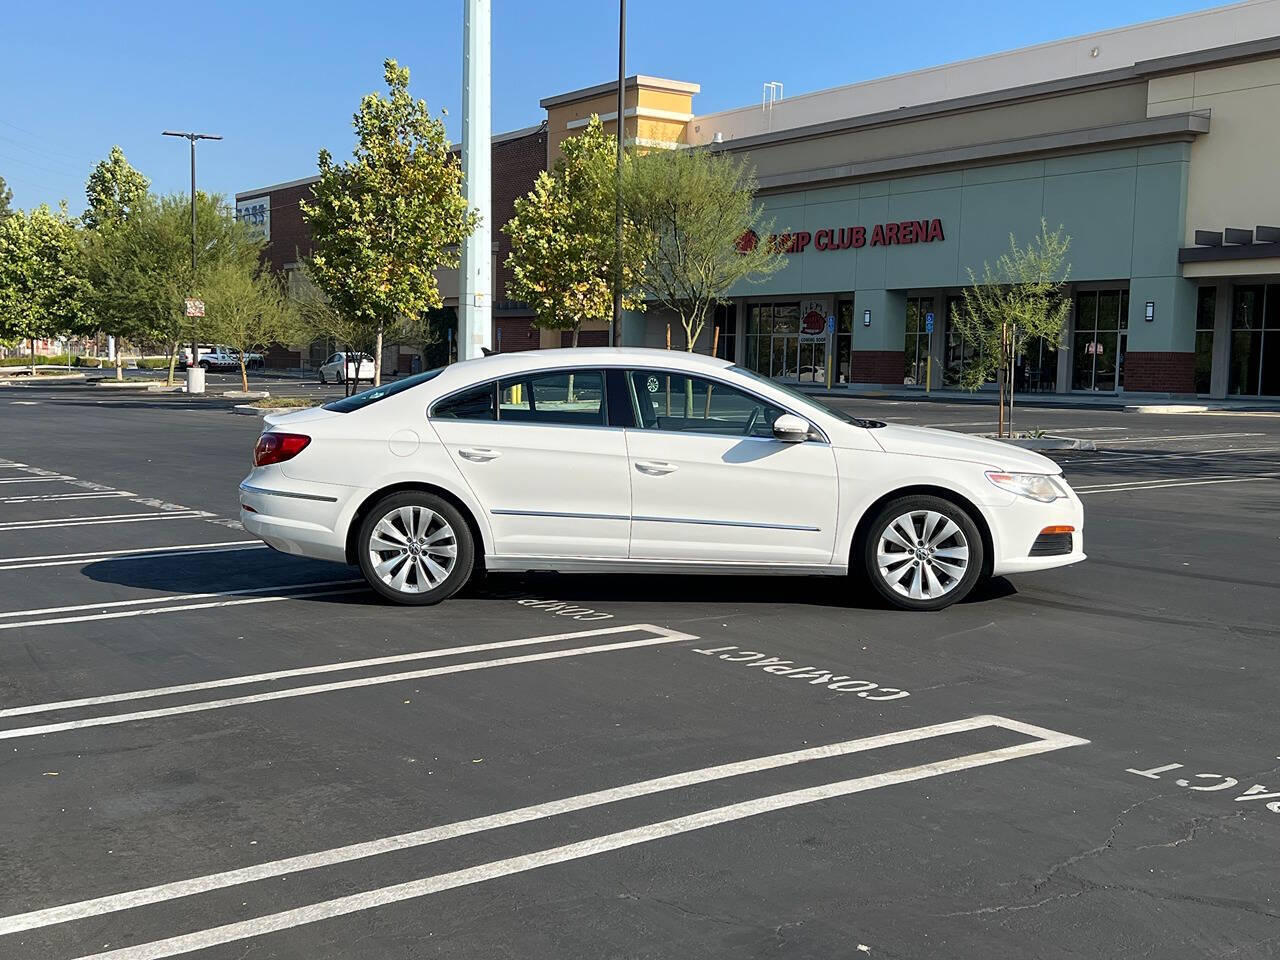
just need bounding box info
[239,479,353,565]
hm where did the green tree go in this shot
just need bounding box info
[951,219,1072,437]
[83,147,152,378]
[83,147,150,229]
[86,192,261,384]
[504,115,643,349]
[204,263,299,391]
[624,146,785,353]
[0,204,93,367]
[0,175,12,219]
[293,267,378,396]
[302,58,477,387]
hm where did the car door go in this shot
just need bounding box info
[430,368,631,559]
[624,368,838,565]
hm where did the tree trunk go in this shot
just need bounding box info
[374,326,384,387]
[240,358,249,393]
[29,338,35,375]
[996,323,1006,438]
[167,341,179,386]
[1007,325,1017,437]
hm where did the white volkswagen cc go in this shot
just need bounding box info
[239,348,1084,611]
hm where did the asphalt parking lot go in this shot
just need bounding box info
[1,379,1278,960]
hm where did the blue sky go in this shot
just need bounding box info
[0,0,1227,214]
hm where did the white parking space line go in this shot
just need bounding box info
[0,580,365,631]
[0,475,75,485]
[1095,432,1262,444]
[1076,473,1280,495]
[0,625,691,719]
[0,511,210,532]
[0,541,263,571]
[0,491,135,505]
[23,716,1086,957]
[1063,444,1280,466]
[0,626,696,741]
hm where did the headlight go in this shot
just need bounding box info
[985,471,1066,503]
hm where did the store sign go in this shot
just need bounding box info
[235,195,270,242]
[740,218,946,255]
[800,301,826,338]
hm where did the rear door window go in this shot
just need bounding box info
[496,370,606,426]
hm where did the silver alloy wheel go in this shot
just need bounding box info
[367,505,458,595]
[876,509,970,601]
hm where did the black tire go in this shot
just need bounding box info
[198,360,210,370]
[859,495,984,611]
[356,492,474,605]
[318,370,327,384]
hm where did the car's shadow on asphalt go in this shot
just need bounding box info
[79,546,1020,613]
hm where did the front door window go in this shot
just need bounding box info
[1072,289,1128,392]
[1228,284,1280,396]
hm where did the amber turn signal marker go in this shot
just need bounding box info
[1040,525,1075,534]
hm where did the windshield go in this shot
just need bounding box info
[323,367,445,413]
[730,365,884,428]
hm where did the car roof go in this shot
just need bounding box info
[445,347,733,379]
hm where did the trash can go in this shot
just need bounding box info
[186,366,205,394]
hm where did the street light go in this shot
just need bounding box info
[162,130,222,369]
[611,0,626,346]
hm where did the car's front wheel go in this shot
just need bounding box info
[860,495,983,611]
[357,492,474,605]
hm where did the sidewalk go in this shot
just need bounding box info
[794,383,1280,414]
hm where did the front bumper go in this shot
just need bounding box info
[988,482,1086,577]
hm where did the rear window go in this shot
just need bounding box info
[323,368,444,413]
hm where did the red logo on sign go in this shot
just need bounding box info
[735,229,759,253]
[801,310,825,335]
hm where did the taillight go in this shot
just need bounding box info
[254,432,311,466]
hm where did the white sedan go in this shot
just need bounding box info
[318,352,374,384]
[240,348,1084,611]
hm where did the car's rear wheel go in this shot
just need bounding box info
[860,495,983,611]
[357,492,473,605]
[318,370,327,384]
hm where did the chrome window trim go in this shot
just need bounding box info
[426,363,832,442]
[623,366,832,444]
[427,367,611,427]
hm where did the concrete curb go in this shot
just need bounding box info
[233,404,302,416]
[96,381,185,393]
[0,372,86,383]
[1123,403,1280,414]
[983,434,1098,451]
[223,390,271,400]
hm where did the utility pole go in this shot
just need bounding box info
[460,0,493,360]
[162,131,221,366]
[611,0,626,346]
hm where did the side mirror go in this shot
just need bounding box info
[772,413,812,443]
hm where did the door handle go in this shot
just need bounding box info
[635,460,677,476]
[458,448,501,462]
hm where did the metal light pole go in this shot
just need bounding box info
[460,0,493,360]
[162,131,221,366]
[611,0,626,346]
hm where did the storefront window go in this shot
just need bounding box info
[1195,286,1216,395]
[1229,284,1280,396]
[836,299,853,384]
[1071,288,1128,392]
[943,295,983,387]
[743,300,833,381]
[904,296,933,386]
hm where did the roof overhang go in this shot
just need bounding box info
[754,112,1210,193]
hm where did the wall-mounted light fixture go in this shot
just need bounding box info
[863,309,872,327]
[1144,300,1155,322]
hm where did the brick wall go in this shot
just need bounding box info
[491,127,548,305]
[1124,351,1196,393]
[495,316,540,352]
[248,124,548,296]
[850,350,906,385]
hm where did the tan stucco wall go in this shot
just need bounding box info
[545,83,695,164]
[735,81,1151,183]
[1147,56,1280,247]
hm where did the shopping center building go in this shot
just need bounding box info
[242,0,1280,397]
